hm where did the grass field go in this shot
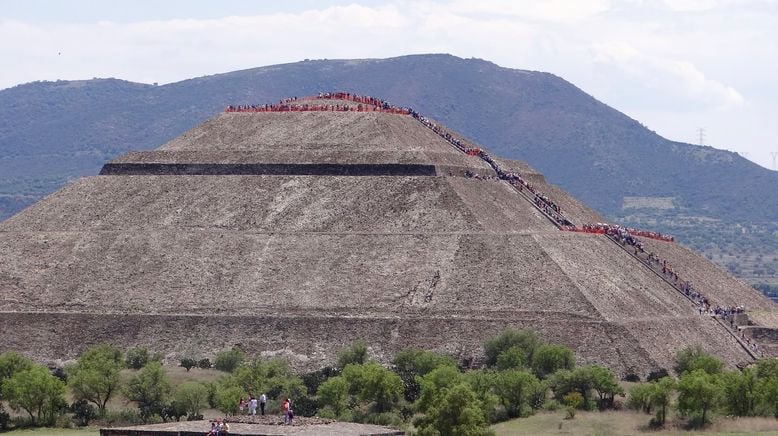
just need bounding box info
[492,410,778,436]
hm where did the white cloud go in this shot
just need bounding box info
[591,41,744,109]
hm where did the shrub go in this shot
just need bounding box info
[677,369,723,425]
[413,383,495,436]
[344,362,403,413]
[174,382,209,418]
[531,344,575,379]
[180,358,197,372]
[230,358,306,402]
[124,362,171,423]
[496,346,526,371]
[292,395,319,417]
[214,348,245,373]
[337,340,369,368]
[563,392,583,419]
[627,384,654,413]
[317,376,349,417]
[125,347,152,369]
[392,349,455,402]
[721,368,758,417]
[623,371,641,382]
[70,399,97,426]
[674,345,723,375]
[646,368,669,382]
[484,329,539,368]
[302,366,340,396]
[214,386,245,416]
[198,358,212,369]
[462,369,500,423]
[103,408,148,426]
[494,369,542,418]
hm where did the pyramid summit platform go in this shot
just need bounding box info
[1,93,775,375]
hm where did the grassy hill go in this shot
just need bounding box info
[1,54,776,280]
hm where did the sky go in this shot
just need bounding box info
[1,0,777,169]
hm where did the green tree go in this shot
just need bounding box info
[125,347,154,369]
[463,370,500,423]
[677,369,723,424]
[631,376,677,426]
[530,344,575,378]
[757,376,778,417]
[755,358,778,379]
[0,351,33,426]
[416,365,464,414]
[627,383,654,414]
[337,340,369,368]
[1,364,66,426]
[230,358,306,401]
[651,377,676,426]
[341,362,403,413]
[589,365,624,409]
[721,369,758,416]
[214,348,245,373]
[414,383,495,436]
[484,329,539,367]
[495,346,526,371]
[124,362,171,422]
[0,351,32,381]
[548,367,593,410]
[67,344,124,415]
[214,385,245,416]
[317,376,349,417]
[674,345,723,375]
[174,382,209,418]
[493,369,542,418]
[392,349,456,402]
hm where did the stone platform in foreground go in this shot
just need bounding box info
[101,418,404,436]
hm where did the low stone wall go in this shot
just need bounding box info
[0,311,657,376]
[99,163,437,177]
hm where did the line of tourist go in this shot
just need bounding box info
[225,103,410,114]
[605,224,760,354]
[411,110,573,226]
[564,223,674,243]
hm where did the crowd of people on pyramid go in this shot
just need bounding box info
[225,92,411,114]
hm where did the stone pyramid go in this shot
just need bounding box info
[1,94,775,375]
